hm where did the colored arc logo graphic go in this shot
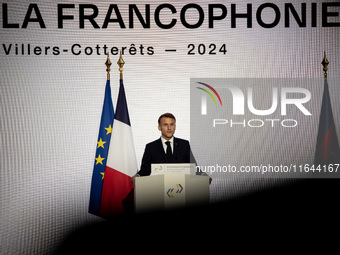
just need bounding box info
[196,82,222,106]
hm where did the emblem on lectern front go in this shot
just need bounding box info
[166,184,184,198]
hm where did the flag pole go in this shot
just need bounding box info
[117,51,125,80]
[105,53,112,80]
[321,51,329,78]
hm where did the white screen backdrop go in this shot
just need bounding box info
[1,0,339,253]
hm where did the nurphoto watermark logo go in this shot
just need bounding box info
[190,78,339,180]
[194,79,312,128]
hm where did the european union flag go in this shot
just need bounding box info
[89,80,114,216]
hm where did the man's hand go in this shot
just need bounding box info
[202,173,212,184]
[130,174,140,187]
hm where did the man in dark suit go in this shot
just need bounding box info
[131,113,211,186]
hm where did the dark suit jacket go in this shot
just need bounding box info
[137,137,197,176]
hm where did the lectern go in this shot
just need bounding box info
[134,164,209,213]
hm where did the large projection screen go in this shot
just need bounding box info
[1,0,339,253]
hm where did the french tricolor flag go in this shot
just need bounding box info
[100,79,138,216]
[314,78,340,165]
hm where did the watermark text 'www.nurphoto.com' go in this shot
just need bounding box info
[197,164,340,175]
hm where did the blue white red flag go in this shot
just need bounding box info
[314,78,340,165]
[100,79,138,216]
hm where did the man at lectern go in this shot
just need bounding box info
[131,113,211,186]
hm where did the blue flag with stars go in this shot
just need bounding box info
[89,80,114,216]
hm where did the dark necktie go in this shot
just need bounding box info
[165,141,172,160]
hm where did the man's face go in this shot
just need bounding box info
[158,117,176,140]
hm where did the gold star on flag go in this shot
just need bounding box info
[95,154,105,165]
[100,172,104,180]
[105,125,112,135]
[97,138,106,149]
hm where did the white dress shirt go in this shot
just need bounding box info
[161,136,174,154]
